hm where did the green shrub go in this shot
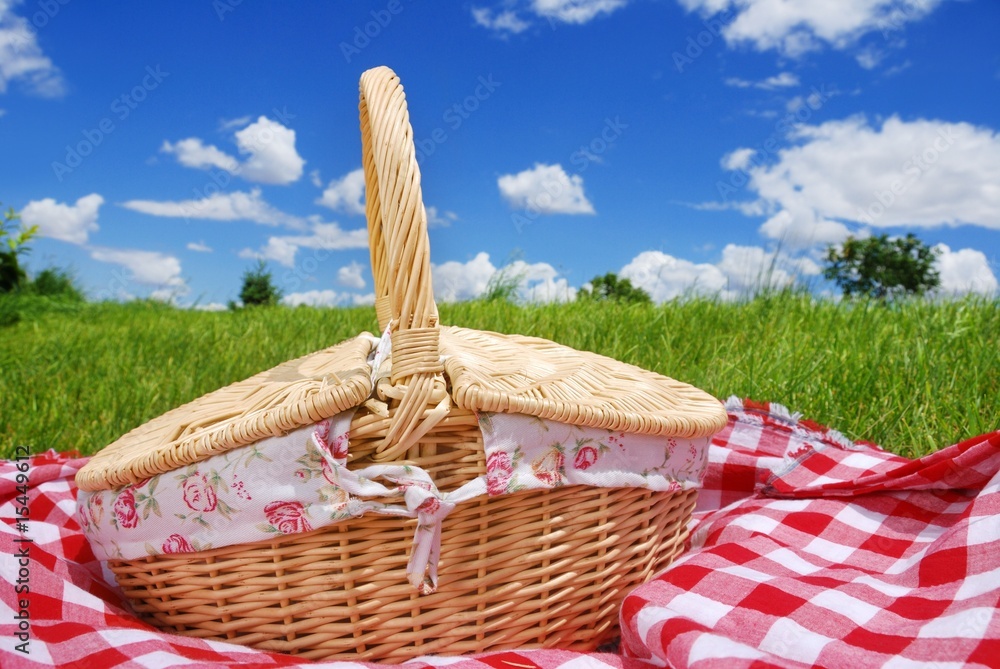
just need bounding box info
[29,267,85,301]
[237,260,282,307]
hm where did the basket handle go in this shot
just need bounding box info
[359,66,448,460]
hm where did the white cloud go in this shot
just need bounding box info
[721,147,756,171]
[0,1,65,96]
[186,241,212,253]
[310,169,323,188]
[317,168,366,216]
[620,250,729,301]
[218,115,252,131]
[855,44,884,69]
[239,222,369,268]
[758,210,856,248]
[149,288,184,303]
[678,0,944,57]
[725,72,800,90]
[161,138,239,172]
[193,302,227,311]
[724,115,1000,247]
[283,290,346,307]
[716,243,820,292]
[620,246,821,301]
[282,290,374,308]
[22,193,103,245]
[89,247,187,294]
[122,188,306,229]
[761,72,800,88]
[337,261,366,289]
[505,259,577,302]
[161,116,304,185]
[426,206,458,228]
[430,252,574,303]
[498,163,595,215]
[235,116,305,185]
[432,252,497,302]
[472,7,531,33]
[934,245,998,296]
[352,293,376,306]
[240,238,296,267]
[532,0,629,24]
[472,0,627,34]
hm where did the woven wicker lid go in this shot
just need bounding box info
[440,326,724,438]
[77,327,725,492]
[76,336,374,492]
[75,66,727,493]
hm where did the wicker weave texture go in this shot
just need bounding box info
[441,326,726,439]
[76,336,375,492]
[113,485,696,662]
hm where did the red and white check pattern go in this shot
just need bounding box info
[622,398,1000,668]
[2,398,999,668]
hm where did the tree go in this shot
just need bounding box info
[238,260,282,307]
[0,205,38,293]
[823,234,940,300]
[578,272,651,304]
[30,267,84,301]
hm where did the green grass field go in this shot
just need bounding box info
[1,293,997,460]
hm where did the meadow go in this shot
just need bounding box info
[1,292,997,461]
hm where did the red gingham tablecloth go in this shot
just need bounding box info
[2,398,999,668]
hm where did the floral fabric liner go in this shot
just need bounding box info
[79,404,709,594]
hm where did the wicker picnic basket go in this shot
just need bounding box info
[75,66,727,662]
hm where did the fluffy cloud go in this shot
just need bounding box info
[161,138,239,172]
[472,0,628,33]
[239,223,369,268]
[719,115,1000,247]
[431,252,575,303]
[678,0,945,57]
[235,117,305,184]
[724,72,800,90]
[336,261,366,289]
[282,290,374,307]
[426,206,458,228]
[21,194,103,244]
[432,252,497,302]
[472,7,531,33]
[620,245,820,301]
[757,210,855,248]
[161,116,304,185]
[218,115,252,131]
[721,147,756,171]
[621,250,729,301]
[186,241,212,253]
[89,247,187,295]
[317,168,366,216]
[193,302,227,311]
[0,1,65,96]
[122,188,306,229]
[532,0,629,24]
[934,245,998,296]
[506,259,577,302]
[498,163,595,215]
[716,244,820,292]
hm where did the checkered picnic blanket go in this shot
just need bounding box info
[2,398,999,668]
[622,399,1000,668]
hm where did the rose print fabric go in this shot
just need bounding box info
[78,411,361,562]
[480,413,709,497]
[79,410,709,593]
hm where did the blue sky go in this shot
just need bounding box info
[2,0,998,308]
